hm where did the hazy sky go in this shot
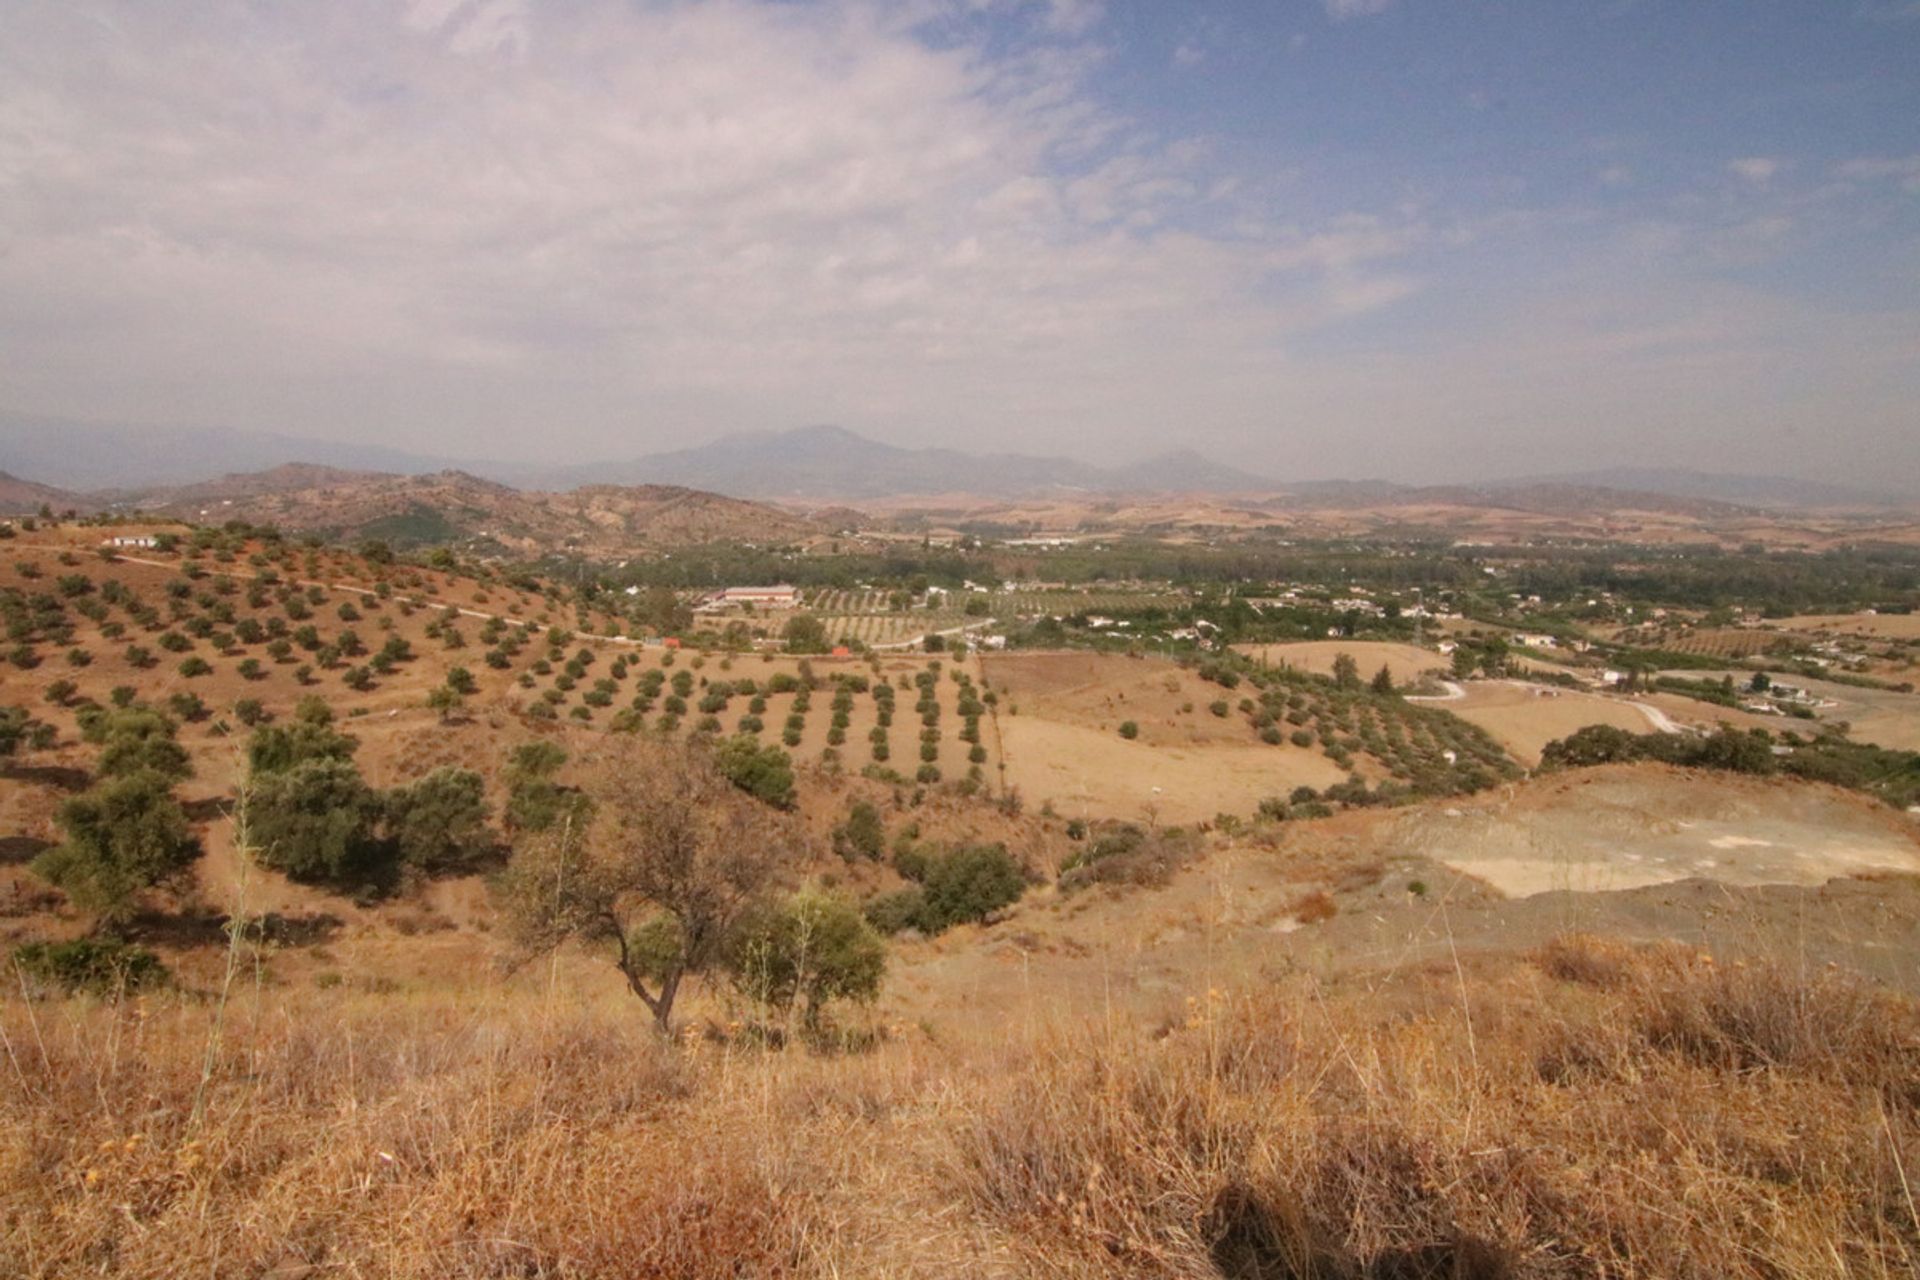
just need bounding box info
[2,0,1917,485]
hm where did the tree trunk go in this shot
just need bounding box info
[618,958,682,1037]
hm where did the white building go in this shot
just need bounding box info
[698,585,800,612]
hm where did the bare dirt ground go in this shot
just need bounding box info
[981,651,1351,822]
[1445,680,1667,763]
[1234,639,1446,684]
[1380,763,1920,896]
[884,768,1920,1037]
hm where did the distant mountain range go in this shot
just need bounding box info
[1499,467,1903,513]
[526,425,1278,499]
[1,412,1909,510]
[0,412,471,490]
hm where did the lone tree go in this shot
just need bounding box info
[1371,664,1396,695]
[426,684,466,723]
[499,744,788,1034]
[33,770,200,925]
[1331,651,1361,690]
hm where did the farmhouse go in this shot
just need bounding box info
[697,585,800,612]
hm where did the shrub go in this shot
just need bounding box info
[723,890,886,1028]
[1118,721,1139,740]
[248,718,357,775]
[864,887,927,935]
[916,844,1025,931]
[712,735,796,809]
[93,708,192,782]
[832,799,886,860]
[1058,824,1200,892]
[9,938,168,996]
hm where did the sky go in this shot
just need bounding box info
[1,0,1917,487]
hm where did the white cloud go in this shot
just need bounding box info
[1041,0,1104,36]
[0,0,1909,486]
[0,0,1427,463]
[1837,154,1920,193]
[1729,156,1782,184]
[1173,42,1204,68]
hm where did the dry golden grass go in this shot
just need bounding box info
[3,939,1917,1278]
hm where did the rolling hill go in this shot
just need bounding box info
[119,467,836,554]
[0,470,79,514]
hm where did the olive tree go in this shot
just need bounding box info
[33,771,199,924]
[723,889,885,1030]
[90,708,193,783]
[387,766,494,872]
[245,758,387,886]
[498,744,788,1034]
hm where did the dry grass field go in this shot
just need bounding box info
[1791,611,1920,640]
[994,715,1349,825]
[1234,640,1447,685]
[982,652,1367,822]
[5,926,1919,1278]
[11,523,1920,1278]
